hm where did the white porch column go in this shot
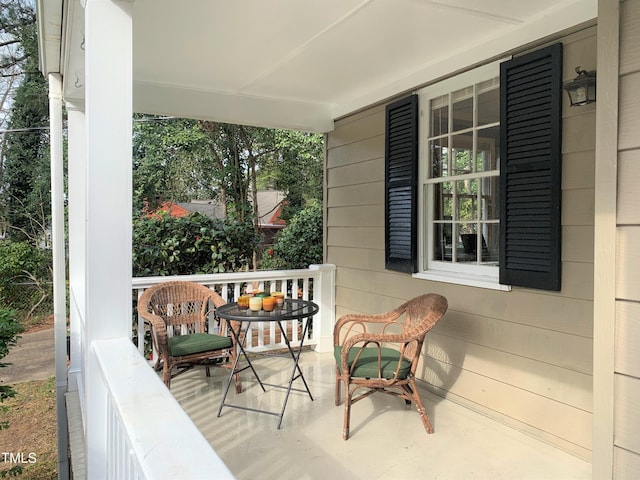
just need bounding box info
[84,0,133,476]
[48,72,70,480]
[309,264,336,352]
[66,103,86,395]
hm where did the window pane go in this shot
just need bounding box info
[481,223,499,264]
[476,126,500,172]
[430,139,449,178]
[456,179,477,221]
[480,176,499,221]
[477,83,499,125]
[458,223,478,263]
[451,132,473,175]
[433,181,453,221]
[433,222,453,262]
[430,94,449,136]
[452,87,473,132]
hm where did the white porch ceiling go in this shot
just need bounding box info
[42,0,597,132]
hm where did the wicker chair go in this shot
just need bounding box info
[334,293,448,440]
[137,281,241,392]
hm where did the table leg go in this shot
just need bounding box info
[217,322,266,419]
[275,317,313,429]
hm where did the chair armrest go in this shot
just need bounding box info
[138,311,169,358]
[333,308,404,346]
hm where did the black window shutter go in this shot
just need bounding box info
[385,95,418,273]
[499,43,563,290]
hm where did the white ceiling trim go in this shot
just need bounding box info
[133,81,334,133]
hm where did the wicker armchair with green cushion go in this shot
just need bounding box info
[334,293,448,440]
[137,280,241,392]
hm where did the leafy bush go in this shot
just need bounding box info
[0,241,52,323]
[133,212,261,276]
[0,307,24,428]
[261,202,323,270]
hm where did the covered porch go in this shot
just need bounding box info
[35,0,637,478]
[172,352,591,480]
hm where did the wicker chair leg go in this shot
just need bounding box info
[163,363,172,389]
[205,366,211,377]
[233,372,242,394]
[335,368,341,406]
[407,382,433,434]
[343,388,352,440]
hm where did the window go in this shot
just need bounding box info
[384,44,563,291]
[419,62,501,285]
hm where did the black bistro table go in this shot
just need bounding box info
[215,298,319,428]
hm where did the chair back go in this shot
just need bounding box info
[400,293,448,337]
[394,293,448,362]
[139,281,226,337]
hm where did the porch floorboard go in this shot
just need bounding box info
[172,351,591,480]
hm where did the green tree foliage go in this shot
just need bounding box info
[258,130,323,220]
[260,202,323,270]
[0,240,52,323]
[0,307,24,419]
[0,1,49,243]
[132,117,214,212]
[133,212,261,276]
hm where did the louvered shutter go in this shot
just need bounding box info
[499,43,563,290]
[385,95,418,273]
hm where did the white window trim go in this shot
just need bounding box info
[414,59,511,291]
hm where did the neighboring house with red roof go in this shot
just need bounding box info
[146,201,191,219]
[148,191,287,247]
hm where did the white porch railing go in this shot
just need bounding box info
[131,264,336,355]
[89,337,234,479]
[76,265,335,479]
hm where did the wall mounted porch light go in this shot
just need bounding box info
[563,67,596,106]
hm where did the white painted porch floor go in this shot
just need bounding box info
[172,351,591,480]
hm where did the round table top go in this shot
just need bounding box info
[215,298,319,322]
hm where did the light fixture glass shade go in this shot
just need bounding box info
[564,68,596,106]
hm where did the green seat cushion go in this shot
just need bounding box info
[168,333,232,357]
[334,345,411,379]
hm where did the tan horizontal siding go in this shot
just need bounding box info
[563,151,596,189]
[423,332,592,410]
[563,111,596,153]
[562,188,595,226]
[425,360,592,450]
[326,135,384,169]
[616,226,640,301]
[613,1,640,474]
[335,268,593,337]
[619,72,640,151]
[327,182,383,207]
[326,108,384,149]
[614,447,640,480]
[327,205,383,227]
[563,226,595,263]
[618,149,640,224]
[615,374,640,454]
[620,0,640,75]
[327,226,384,250]
[433,311,592,375]
[615,301,640,377]
[327,245,386,272]
[327,158,383,188]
